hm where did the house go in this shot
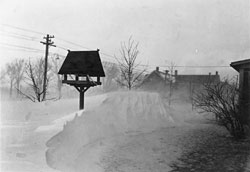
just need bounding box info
[174,70,220,89]
[230,59,250,124]
[140,67,220,92]
[139,67,172,92]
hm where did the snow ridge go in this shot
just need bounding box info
[46,91,175,171]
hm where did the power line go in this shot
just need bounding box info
[0,41,67,57]
[1,24,45,35]
[100,52,117,59]
[0,46,44,54]
[0,34,72,53]
[0,42,44,52]
[0,45,66,57]
[0,24,125,61]
[56,37,91,50]
[54,38,119,61]
[1,41,231,69]
[56,45,69,51]
[0,30,41,40]
[0,33,40,42]
[55,38,118,62]
[0,24,233,69]
[139,64,231,68]
[93,51,231,68]
[53,38,232,69]
[165,65,230,68]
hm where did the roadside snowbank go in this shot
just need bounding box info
[35,110,84,132]
[1,94,107,172]
[46,91,175,171]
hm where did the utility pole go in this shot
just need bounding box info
[40,34,56,101]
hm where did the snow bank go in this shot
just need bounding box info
[35,110,84,132]
[46,91,175,171]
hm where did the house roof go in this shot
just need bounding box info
[142,69,220,85]
[175,75,220,83]
[230,59,250,72]
[140,70,173,85]
[58,50,105,77]
[155,71,169,80]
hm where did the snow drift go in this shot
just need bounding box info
[46,91,175,171]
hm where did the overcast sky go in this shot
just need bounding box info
[0,0,249,77]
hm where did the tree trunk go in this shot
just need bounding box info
[16,80,20,97]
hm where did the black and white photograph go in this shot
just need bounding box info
[0,0,250,171]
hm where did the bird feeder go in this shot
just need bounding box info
[58,50,105,109]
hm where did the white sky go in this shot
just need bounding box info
[0,0,249,76]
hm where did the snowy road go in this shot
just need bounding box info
[100,126,191,172]
[79,122,249,172]
[99,123,250,172]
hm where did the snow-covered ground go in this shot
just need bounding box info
[0,94,106,172]
[1,91,249,172]
[45,91,203,172]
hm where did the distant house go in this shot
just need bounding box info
[139,67,172,92]
[174,70,220,89]
[230,59,250,124]
[140,67,220,92]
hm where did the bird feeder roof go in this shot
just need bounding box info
[58,50,105,77]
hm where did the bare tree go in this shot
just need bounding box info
[6,62,15,97]
[193,79,246,139]
[14,59,26,97]
[5,59,26,98]
[21,58,51,102]
[116,37,146,90]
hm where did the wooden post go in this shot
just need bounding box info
[79,87,84,110]
[64,74,67,80]
[40,34,56,101]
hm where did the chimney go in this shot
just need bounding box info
[215,71,218,75]
[156,66,159,71]
[175,70,178,76]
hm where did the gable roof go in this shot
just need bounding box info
[230,59,250,72]
[58,50,105,77]
[140,70,172,85]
